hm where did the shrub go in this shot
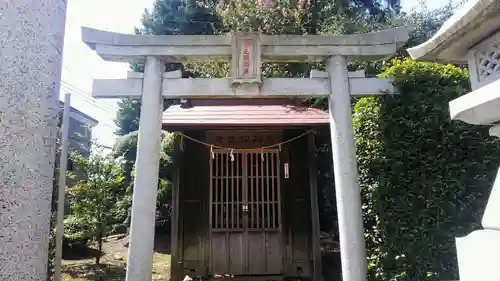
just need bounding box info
[63,215,93,247]
[156,179,173,232]
[354,59,500,281]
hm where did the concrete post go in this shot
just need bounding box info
[327,55,367,281]
[0,1,67,280]
[125,56,164,281]
[54,93,71,281]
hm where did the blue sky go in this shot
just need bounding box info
[61,0,459,148]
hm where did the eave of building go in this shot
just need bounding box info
[59,101,99,127]
[162,99,329,131]
[407,0,500,63]
[81,27,409,62]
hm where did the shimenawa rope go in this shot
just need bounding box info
[175,130,315,153]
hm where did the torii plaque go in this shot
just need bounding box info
[82,27,409,281]
[231,32,262,85]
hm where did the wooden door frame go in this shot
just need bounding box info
[208,145,284,275]
[308,133,323,281]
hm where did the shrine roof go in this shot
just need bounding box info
[162,99,329,129]
[407,0,500,62]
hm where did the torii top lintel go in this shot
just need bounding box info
[81,27,409,64]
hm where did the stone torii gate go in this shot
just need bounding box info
[82,27,408,281]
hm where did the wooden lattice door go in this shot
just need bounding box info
[210,149,282,275]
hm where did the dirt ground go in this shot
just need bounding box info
[61,234,171,281]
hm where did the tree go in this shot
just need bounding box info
[115,0,406,135]
[66,150,125,265]
[215,0,403,37]
[114,0,220,136]
[112,131,139,183]
[138,0,219,36]
[112,131,176,233]
[303,3,456,109]
[113,130,175,182]
[401,4,455,49]
[114,99,141,136]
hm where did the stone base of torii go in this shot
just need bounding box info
[82,28,409,281]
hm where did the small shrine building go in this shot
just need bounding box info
[162,98,329,281]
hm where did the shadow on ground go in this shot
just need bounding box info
[63,246,103,261]
[61,234,171,281]
[63,263,126,281]
[154,234,171,254]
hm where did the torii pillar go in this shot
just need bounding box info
[327,55,367,281]
[125,56,164,281]
[82,27,408,281]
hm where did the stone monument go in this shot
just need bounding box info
[408,0,500,280]
[0,0,67,280]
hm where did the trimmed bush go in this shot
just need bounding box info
[353,59,500,281]
[63,215,93,248]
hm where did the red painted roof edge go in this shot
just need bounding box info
[162,99,329,128]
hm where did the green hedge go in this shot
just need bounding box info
[353,59,500,281]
